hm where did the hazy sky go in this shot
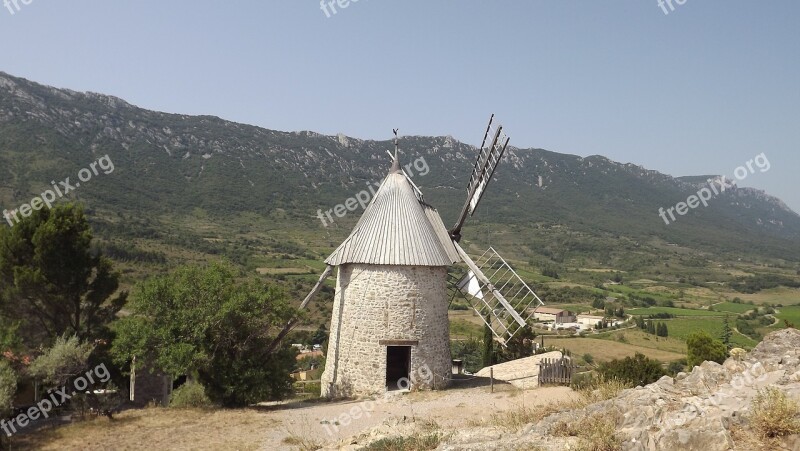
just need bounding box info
[1,1,798,212]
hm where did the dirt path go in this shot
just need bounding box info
[14,378,576,450]
[265,379,576,448]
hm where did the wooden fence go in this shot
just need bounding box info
[538,357,574,386]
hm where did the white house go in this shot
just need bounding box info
[532,307,576,324]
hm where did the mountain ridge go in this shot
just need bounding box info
[1,71,798,265]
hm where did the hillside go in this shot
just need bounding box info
[0,71,799,312]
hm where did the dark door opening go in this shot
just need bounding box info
[386,346,411,390]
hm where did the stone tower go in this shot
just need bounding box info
[320,156,460,398]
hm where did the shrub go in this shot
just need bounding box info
[597,353,665,387]
[170,381,214,408]
[0,360,16,413]
[749,387,800,438]
[363,420,444,450]
[27,335,94,386]
[451,337,482,374]
[686,331,727,368]
[729,348,747,361]
[666,359,686,376]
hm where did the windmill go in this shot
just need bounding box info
[445,115,544,345]
[272,115,544,397]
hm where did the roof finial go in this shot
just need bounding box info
[390,128,401,173]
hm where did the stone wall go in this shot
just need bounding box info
[129,357,172,407]
[321,264,451,397]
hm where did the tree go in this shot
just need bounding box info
[647,321,656,335]
[686,331,727,368]
[27,335,93,387]
[721,315,733,350]
[0,204,127,345]
[451,336,482,374]
[597,353,665,386]
[0,359,17,450]
[497,326,536,362]
[311,324,328,347]
[112,262,299,407]
[616,307,625,318]
[591,298,605,309]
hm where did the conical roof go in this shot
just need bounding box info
[325,159,460,267]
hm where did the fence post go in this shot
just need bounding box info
[490,367,494,393]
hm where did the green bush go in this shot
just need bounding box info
[27,335,93,387]
[686,331,727,368]
[170,381,214,408]
[0,360,16,413]
[597,353,665,387]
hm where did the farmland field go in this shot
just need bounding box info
[776,306,800,327]
[596,329,687,354]
[711,302,755,314]
[733,287,800,306]
[543,336,685,362]
[628,307,722,317]
[663,317,759,349]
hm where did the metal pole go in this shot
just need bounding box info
[490,367,494,393]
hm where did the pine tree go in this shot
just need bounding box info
[647,321,656,335]
[721,315,732,350]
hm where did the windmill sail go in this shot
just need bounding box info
[451,244,544,344]
[450,114,510,241]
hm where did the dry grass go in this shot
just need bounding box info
[481,402,570,432]
[282,435,324,451]
[544,337,685,362]
[574,375,631,407]
[361,419,446,451]
[12,407,279,451]
[729,426,783,451]
[551,413,623,451]
[749,387,800,439]
[476,376,629,434]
